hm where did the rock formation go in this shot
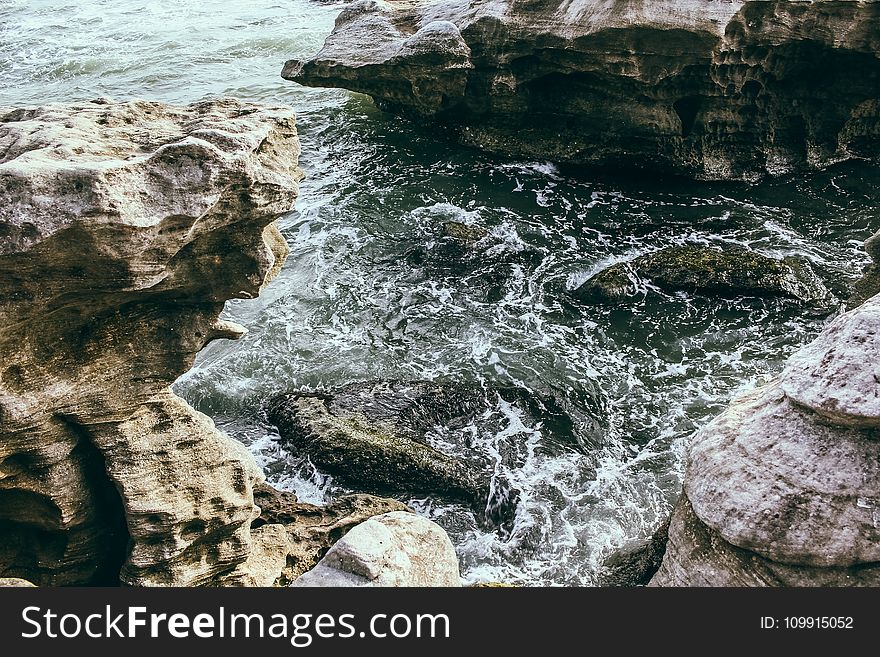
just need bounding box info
[292,511,462,587]
[286,0,880,180]
[651,290,880,586]
[574,245,830,304]
[268,381,498,505]
[0,98,305,586]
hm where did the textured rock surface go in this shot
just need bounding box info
[574,245,830,304]
[292,511,461,587]
[286,0,880,180]
[652,293,880,586]
[0,98,301,585]
[250,483,410,584]
[267,381,512,514]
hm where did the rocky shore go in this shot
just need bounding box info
[0,98,436,586]
[650,270,880,586]
[286,0,880,180]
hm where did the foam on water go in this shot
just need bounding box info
[3,0,880,586]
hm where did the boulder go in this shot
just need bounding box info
[652,293,880,585]
[573,246,830,304]
[286,1,880,180]
[0,98,301,585]
[439,220,489,245]
[291,511,461,587]
[267,381,513,518]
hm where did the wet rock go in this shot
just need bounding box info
[286,1,880,181]
[267,381,511,518]
[439,221,489,244]
[291,511,461,587]
[599,517,670,587]
[848,230,880,309]
[652,292,880,586]
[0,98,301,585]
[574,246,830,304]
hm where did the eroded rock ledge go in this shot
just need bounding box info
[286,0,880,180]
[0,98,304,586]
[651,290,880,586]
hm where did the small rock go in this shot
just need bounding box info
[440,221,489,244]
[292,511,461,587]
[251,483,410,583]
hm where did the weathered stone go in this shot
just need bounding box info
[440,220,489,244]
[781,299,880,428]
[251,483,410,583]
[574,246,830,303]
[220,523,292,588]
[0,98,301,585]
[650,494,880,587]
[291,511,461,587]
[848,230,880,309]
[286,1,880,180]
[653,292,880,585]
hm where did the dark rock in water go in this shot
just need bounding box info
[574,246,831,304]
[267,381,518,525]
[848,230,880,309]
[573,262,641,304]
[285,1,880,181]
[599,516,671,587]
[440,221,489,244]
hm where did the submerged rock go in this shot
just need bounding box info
[267,381,516,521]
[848,230,880,309]
[0,98,301,585]
[652,292,880,586]
[291,511,461,587]
[573,246,830,304]
[599,517,670,587]
[439,220,489,244]
[285,1,880,180]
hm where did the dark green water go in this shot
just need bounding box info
[3,0,878,585]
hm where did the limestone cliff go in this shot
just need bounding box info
[0,98,301,586]
[286,0,880,180]
[651,290,880,586]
